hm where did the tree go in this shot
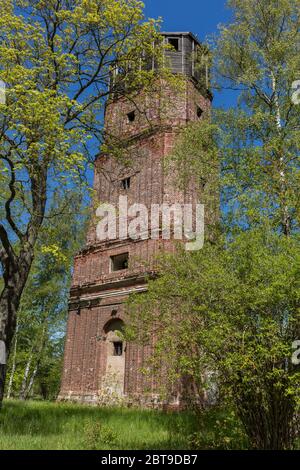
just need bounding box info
[214,0,300,235]
[126,0,300,449]
[5,191,87,400]
[6,191,86,400]
[0,0,168,405]
[167,0,300,234]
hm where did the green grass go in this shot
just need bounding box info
[0,400,250,450]
[0,400,199,450]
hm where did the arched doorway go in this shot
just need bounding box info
[103,319,125,396]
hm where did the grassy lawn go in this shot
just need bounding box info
[1,400,299,450]
[0,400,201,450]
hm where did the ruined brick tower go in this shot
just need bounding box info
[59,32,212,405]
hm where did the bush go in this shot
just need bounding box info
[84,421,119,450]
[188,408,248,450]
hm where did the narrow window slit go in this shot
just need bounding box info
[113,342,123,356]
[127,111,136,122]
[121,177,131,190]
[197,106,203,118]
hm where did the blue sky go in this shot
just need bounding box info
[144,0,234,108]
[144,0,231,42]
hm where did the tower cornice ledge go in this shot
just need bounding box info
[69,271,156,307]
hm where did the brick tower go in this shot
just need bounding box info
[59,32,212,405]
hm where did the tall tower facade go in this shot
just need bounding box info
[59,32,212,405]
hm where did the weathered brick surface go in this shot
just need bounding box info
[59,77,212,405]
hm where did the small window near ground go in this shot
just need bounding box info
[121,177,131,190]
[127,111,136,123]
[168,37,180,52]
[110,253,129,272]
[197,106,203,118]
[113,342,123,356]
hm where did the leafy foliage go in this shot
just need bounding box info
[5,192,87,400]
[127,230,300,449]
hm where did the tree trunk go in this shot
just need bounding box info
[271,72,291,237]
[0,250,34,408]
[237,378,296,450]
[6,323,18,399]
[24,324,47,400]
[0,162,47,409]
[0,364,5,409]
[0,286,21,407]
[25,364,38,399]
[19,353,33,401]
